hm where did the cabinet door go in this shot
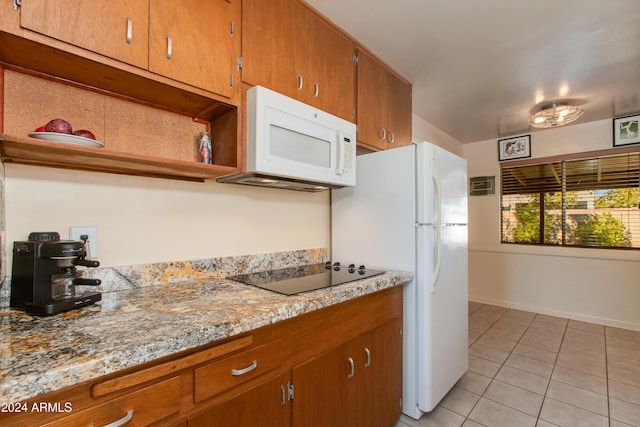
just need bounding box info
[149,0,234,97]
[189,373,289,427]
[241,0,299,98]
[386,71,413,147]
[291,343,352,427]
[342,337,369,427]
[357,49,412,150]
[20,0,149,69]
[303,12,356,123]
[356,49,388,150]
[345,319,403,427]
[366,318,403,427]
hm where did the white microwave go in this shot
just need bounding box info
[218,86,357,192]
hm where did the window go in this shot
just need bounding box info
[501,149,640,249]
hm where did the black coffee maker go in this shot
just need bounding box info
[10,232,102,316]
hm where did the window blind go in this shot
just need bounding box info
[500,151,640,249]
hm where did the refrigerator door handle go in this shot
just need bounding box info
[432,225,442,293]
[432,160,443,292]
[432,156,442,226]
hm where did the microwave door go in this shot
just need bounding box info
[259,106,339,179]
[269,124,332,169]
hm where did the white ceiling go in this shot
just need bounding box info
[305,0,640,143]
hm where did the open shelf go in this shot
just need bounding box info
[0,134,238,182]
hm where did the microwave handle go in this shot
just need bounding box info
[337,132,345,175]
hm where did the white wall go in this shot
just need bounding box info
[2,164,330,270]
[464,119,640,330]
[412,114,463,156]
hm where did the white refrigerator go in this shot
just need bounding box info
[331,142,468,420]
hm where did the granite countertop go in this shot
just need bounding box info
[0,269,412,403]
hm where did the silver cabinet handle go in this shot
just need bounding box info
[313,82,319,98]
[378,127,387,141]
[281,384,286,406]
[101,410,133,427]
[347,357,355,379]
[231,360,257,376]
[388,131,395,144]
[166,35,173,59]
[297,74,304,91]
[364,347,371,368]
[126,18,132,44]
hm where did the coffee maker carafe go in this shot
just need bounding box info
[10,232,102,316]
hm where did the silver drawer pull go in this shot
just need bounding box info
[313,82,319,98]
[100,409,133,427]
[126,18,132,44]
[388,131,395,144]
[364,347,371,368]
[231,360,257,376]
[378,127,387,141]
[347,357,355,379]
[297,74,303,91]
[166,35,173,59]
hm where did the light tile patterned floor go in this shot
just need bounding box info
[393,302,640,427]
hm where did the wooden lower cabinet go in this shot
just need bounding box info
[188,373,290,427]
[291,339,349,426]
[369,319,404,427]
[291,318,402,427]
[191,317,402,427]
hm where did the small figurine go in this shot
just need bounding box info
[199,132,212,164]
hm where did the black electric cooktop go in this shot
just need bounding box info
[228,262,385,296]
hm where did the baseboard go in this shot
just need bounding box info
[469,295,640,332]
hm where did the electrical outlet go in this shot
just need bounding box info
[69,226,98,259]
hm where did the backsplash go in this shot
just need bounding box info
[0,248,328,307]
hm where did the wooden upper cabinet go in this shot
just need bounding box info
[300,11,357,123]
[242,0,356,123]
[241,0,297,97]
[356,49,388,150]
[357,49,412,150]
[149,0,236,98]
[20,0,149,69]
[387,68,413,148]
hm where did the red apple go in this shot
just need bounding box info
[45,118,73,134]
[34,125,46,132]
[73,130,96,140]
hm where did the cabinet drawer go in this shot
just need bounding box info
[194,340,282,403]
[42,376,181,427]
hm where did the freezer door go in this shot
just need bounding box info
[433,145,468,225]
[416,142,436,225]
[416,143,468,226]
[416,223,468,412]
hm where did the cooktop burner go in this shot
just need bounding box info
[228,262,385,296]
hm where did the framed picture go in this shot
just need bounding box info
[613,114,640,147]
[470,176,495,196]
[498,135,531,161]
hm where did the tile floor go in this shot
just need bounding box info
[393,302,640,427]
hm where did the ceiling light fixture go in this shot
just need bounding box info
[529,102,583,128]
